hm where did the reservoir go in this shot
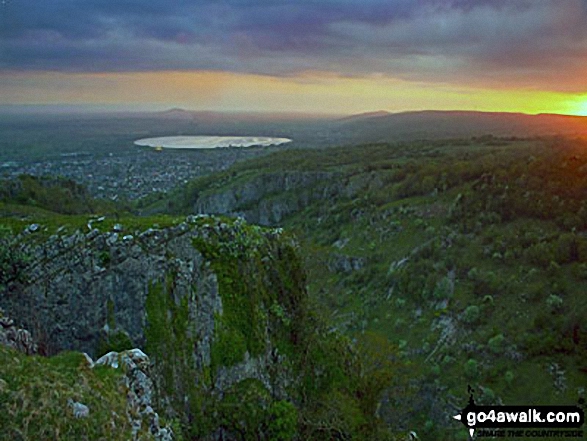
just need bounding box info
[134,136,292,149]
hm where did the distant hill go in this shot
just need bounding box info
[333,110,587,142]
[153,108,342,122]
[157,108,195,120]
[337,110,391,123]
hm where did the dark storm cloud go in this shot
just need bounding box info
[1,0,586,91]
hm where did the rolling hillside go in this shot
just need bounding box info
[155,135,587,439]
[332,111,587,143]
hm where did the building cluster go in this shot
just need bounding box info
[1,148,261,201]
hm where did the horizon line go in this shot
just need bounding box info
[1,104,586,119]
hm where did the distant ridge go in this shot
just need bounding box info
[157,108,197,120]
[334,110,587,141]
[162,108,187,113]
[337,110,391,122]
[153,109,341,122]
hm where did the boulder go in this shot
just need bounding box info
[0,309,37,355]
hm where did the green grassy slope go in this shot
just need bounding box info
[0,174,123,216]
[0,346,136,441]
[164,136,587,439]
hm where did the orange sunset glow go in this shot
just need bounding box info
[2,70,585,116]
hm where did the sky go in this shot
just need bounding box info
[1,0,587,115]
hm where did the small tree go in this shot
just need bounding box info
[488,334,505,354]
[546,294,563,312]
[268,401,298,441]
[465,358,479,380]
[462,306,480,325]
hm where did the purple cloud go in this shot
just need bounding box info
[1,0,586,92]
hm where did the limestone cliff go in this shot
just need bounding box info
[191,171,336,225]
[0,308,37,355]
[187,170,384,225]
[0,215,306,439]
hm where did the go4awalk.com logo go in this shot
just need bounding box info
[453,388,585,438]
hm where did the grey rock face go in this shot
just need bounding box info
[95,349,174,441]
[0,308,37,355]
[193,171,341,225]
[327,253,366,273]
[213,348,291,400]
[190,170,386,226]
[0,216,300,439]
[1,222,215,357]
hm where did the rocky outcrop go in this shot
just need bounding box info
[0,215,306,439]
[0,308,37,355]
[327,253,366,273]
[2,222,201,355]
[0,306,173,439]
[193,171,338,225]
[94,349,173,441]
[191,170,384,225]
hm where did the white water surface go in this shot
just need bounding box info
[134,136,292,149]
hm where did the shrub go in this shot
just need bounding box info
[0,226,31,288]
[505,370,515,386]
[467,267,479,280]
[546,294,563,312]
[442,355,455,366]
[525,242,555,268]
[462,305,480,324]
[267,400,298,441]
[432,277,453,300]
[465,359,478,380]
[480,386,496,404]
[488,334,505,354]
[97,330,133,357]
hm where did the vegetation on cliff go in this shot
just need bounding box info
[141,215,397,439]
[158,135,587,439]
[0,204,397,440]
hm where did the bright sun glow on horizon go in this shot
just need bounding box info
[566,95,587,116]
[576,102,587,116]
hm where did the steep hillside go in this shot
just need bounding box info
[0,214,398,440]
[0,174,120,215]
[0,308,173,441]
[159,136,587,439]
